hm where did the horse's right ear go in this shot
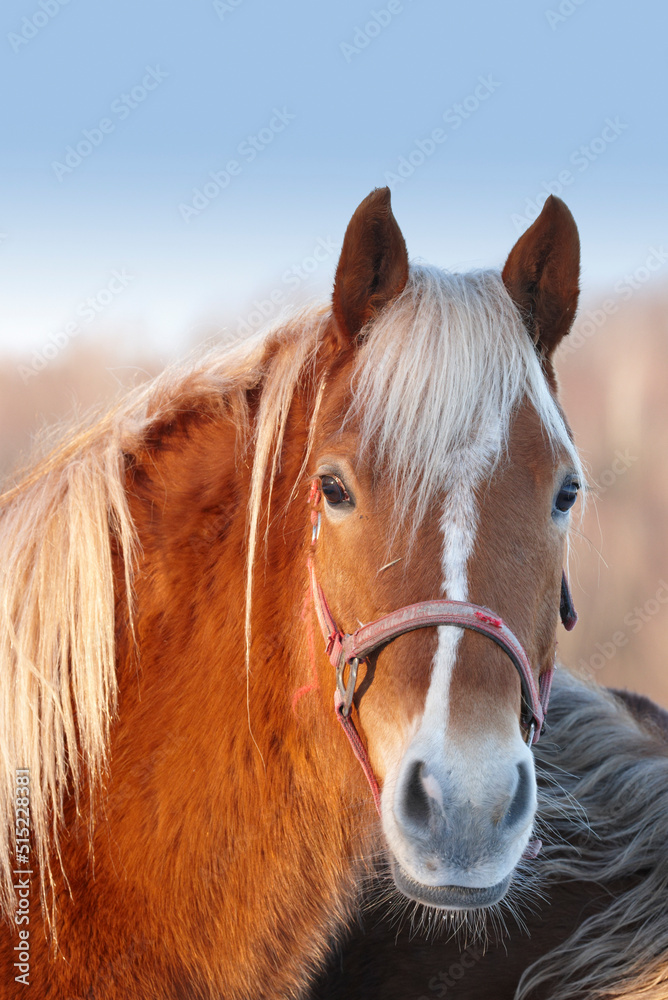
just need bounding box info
[502,195,580,362]
[332,187,409,345]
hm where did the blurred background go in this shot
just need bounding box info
[1,0,666,703]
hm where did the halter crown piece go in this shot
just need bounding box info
[307,480,577,816]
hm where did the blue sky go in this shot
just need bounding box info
[1,0,666,362]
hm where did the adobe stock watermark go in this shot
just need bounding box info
[592,449,638,496]
[17,269,134,383]
[511,117,628,231]
[13,769,31,987]
[339,0,415,63]
[418,945,485,998]
[545,0,588,30]
[384,75,501,188]
[51,66,168,181]
[578,580,668,680]
[235,235,338,336]
[8,0,72,54]
[178,107,295,223]
[213,0,246,18]
[560,246,668,358]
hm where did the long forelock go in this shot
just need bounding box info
[349,265,584,534]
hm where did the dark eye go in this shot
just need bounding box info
[554,477,580,514]
[320,474,350,506]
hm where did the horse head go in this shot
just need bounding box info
[306,188,582,909]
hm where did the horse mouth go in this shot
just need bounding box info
[391,861,512,910]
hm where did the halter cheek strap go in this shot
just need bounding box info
[560,569,578,631]
[334,686,383,814]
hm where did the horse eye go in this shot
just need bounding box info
[320,474,350,506]
[554,478,580,514]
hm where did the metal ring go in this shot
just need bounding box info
[524,720,536,746]
[336,657,359,717]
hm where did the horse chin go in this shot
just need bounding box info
[390,859,512,910]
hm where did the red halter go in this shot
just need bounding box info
[307,484,577,815]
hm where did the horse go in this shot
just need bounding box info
[1,187,664,998]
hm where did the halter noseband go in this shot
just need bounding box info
[307,484,577,814]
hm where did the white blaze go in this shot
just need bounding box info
[421,477,479,741]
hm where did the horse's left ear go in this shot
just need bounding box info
[332,187,409,344]
[502,195,580,361]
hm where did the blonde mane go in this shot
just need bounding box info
[352,266,582,531]
[0,308,324,925]
[0,265,581,931]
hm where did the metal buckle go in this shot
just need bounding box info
[524,720,536,746]
[336,657,359,718]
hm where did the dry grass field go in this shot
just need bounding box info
[2,283,666,707]
[557,283,668,706]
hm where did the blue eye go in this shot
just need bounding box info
[554,477,580,514]
[321,474,350,506]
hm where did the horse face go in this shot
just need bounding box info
[311,399,578,908]
[312,188,581,909]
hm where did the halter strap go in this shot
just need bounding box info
[309,559,552,746]
[306,483,576,815]
[560,569,578,631]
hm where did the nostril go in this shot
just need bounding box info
[402,760,432,829]
[505,760,532,829]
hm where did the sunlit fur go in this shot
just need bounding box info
[0,319,310,928]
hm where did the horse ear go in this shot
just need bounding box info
[502,195,580,361]
[332,187,409,344]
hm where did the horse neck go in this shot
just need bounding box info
[105,401,373,994]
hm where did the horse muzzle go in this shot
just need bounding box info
[385,733,538,908]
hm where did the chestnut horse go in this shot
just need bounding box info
[1,189,665,998]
